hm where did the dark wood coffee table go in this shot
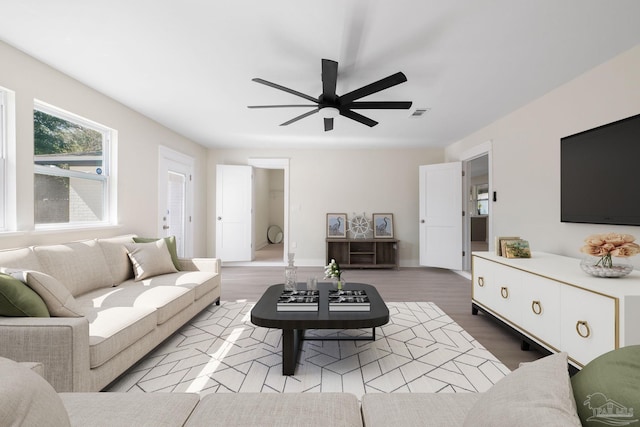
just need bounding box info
[251,282,389,375]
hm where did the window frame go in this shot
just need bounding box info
[0,87,17,232]
[33,100,115,230]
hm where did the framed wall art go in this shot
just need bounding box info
[326,213,347,238]
[373,213,394,238]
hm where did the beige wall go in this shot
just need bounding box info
[208,148,444,266]
[0,41,210,255]
[6,36,638,269]
[446,44,640,269]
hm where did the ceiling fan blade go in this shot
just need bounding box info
[339,109,378,127]
[252,78,319,103]
[321,59,338,103]
[324,118,334,131]
[280,108,320,126]
[339,72,408,104]
[248,104,317,108]
[343,101,412,109]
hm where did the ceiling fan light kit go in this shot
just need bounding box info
[249,58,412,132]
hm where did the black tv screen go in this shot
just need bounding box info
[561,113,640,226]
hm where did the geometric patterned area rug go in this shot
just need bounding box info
[106,301,510,400]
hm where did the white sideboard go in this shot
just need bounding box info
[471,251,640,368]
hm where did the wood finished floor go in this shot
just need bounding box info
[220,263,547,371]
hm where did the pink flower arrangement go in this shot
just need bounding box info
[580,233,640,268]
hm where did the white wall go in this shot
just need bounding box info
[0,41,210,254]
[209,148,444,266]
[446,44,640,268]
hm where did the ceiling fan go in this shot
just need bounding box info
[248,59,412,131]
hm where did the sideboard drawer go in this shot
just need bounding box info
[473,257,522,326]
[560,285,617,367]
[520,274,561,350]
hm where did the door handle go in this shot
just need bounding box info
[217,216,222,220]
[420,219,425,223]
[162,225,170,230]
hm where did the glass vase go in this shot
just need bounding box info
[580,256,633,278]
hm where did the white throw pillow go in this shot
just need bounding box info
[0,357,71,426]
[3,269,84,317]
[125,239,178,281]
[462,352,581,427]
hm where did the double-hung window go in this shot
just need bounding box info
[34,101,115,228]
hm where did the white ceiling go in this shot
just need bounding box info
[1,0,640,149]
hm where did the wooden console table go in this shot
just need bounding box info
[326,239,399,269]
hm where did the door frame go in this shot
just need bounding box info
[158,145,194,257]
[461,140,492,271]
[248,157,289,263]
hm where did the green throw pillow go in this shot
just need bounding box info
[0,273,50,317]
[133,236,181,270]
[571,345,640,426]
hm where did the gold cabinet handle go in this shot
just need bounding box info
[478,277,485,287]
[531,300,542,315]
[500,286,509,299]
[576,320,591,338]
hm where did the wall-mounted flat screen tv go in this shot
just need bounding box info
[561,113,640,226]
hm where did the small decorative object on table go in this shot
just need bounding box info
[348,212,372,239]
[372,213,394,238]
[502,239,531,258]
[284,252,297,291]
[324,258,343,290]
[328,289,370,311]
[579,233,639,278]
[277,290,319,311]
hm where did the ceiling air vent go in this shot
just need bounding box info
[410,108,430,118]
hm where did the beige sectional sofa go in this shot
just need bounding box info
[3,346,640,426]
[0,235,221,392]
[1,357,362,427]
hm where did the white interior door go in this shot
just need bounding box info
[216,164,254,262]
[158,147,194,257]
[419,162,463,270]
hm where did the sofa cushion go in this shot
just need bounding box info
[0,272,50,317]
[83,306,158,368]
[34,240,115,296]
[362,393,481,427]
[462,352,581,427]
[185,392,363,427]
[97,235,136,284]
[60,392,199,427]
[0,246,43,271]
[125,239,178,281]
[7,270,84,317]
[571,345,640,426]
[140,271,219,300]
[133,236,181,271]
[78,280,195,325]
[0,356,71,427]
